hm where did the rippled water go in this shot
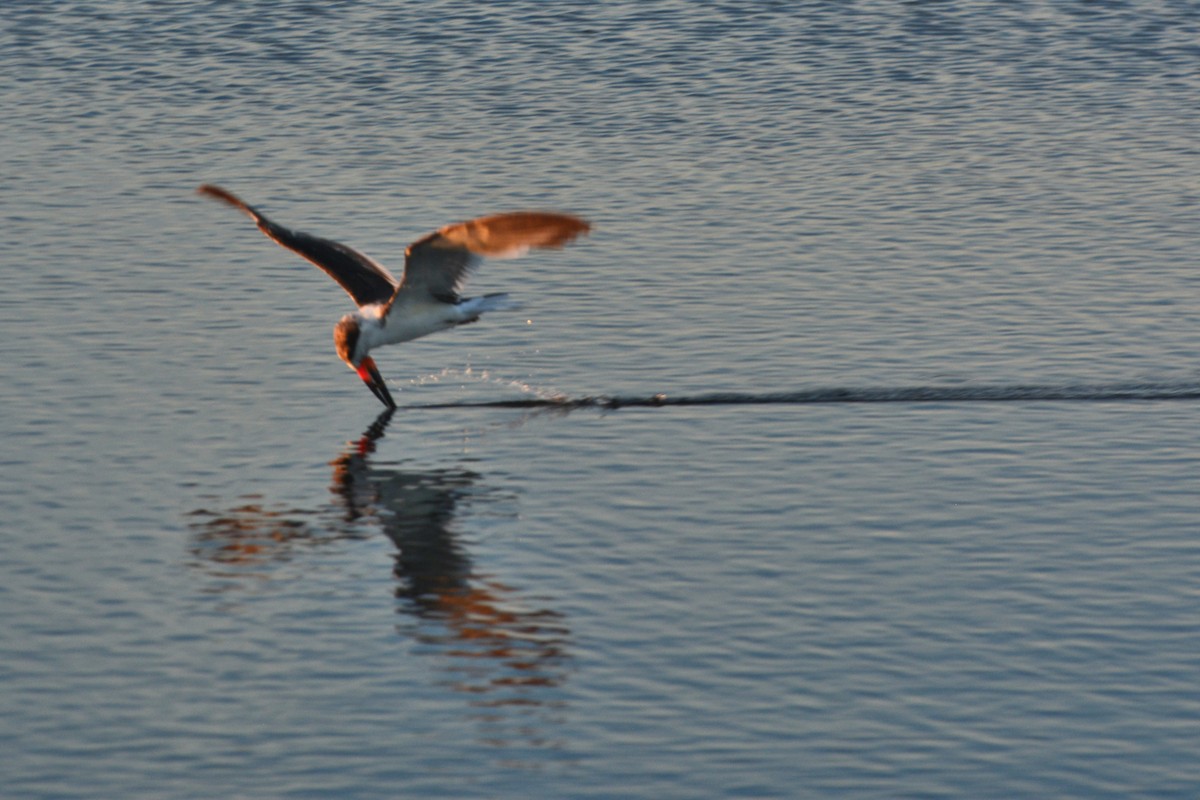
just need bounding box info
[3,2,1200,797]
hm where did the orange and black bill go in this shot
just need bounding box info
[356,357,396,409]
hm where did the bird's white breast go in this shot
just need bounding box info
[363,298,461,350]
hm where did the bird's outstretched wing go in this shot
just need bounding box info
[397,212,591,303]
[198,184,399,308]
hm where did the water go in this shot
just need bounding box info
[3,1,1200,797]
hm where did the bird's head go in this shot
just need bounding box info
[334,315,396,409]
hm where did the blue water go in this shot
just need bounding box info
[3,2,1200,797]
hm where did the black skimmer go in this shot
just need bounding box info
[197,185,590,409]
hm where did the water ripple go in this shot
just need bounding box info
[414,381,1200,411]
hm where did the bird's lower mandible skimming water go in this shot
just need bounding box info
[197,185,590,409]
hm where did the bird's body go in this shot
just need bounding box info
[197,184,589,408]
[360,291,515,348]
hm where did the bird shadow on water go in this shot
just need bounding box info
[186,408,573,753]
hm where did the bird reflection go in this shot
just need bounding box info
[330,409,572,708]
[188,409,571,746]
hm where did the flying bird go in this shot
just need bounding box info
[197,184,590,409]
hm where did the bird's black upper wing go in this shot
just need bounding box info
[198,184,399,308]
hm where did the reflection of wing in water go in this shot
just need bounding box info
[187,498,366,587]
[329,410,572,705]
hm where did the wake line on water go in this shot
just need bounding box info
[410,382,1200,411]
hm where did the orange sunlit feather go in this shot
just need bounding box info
[432,212,591,257]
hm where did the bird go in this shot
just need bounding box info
[197,184,590,409]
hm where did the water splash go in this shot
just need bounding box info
[404,367,570,403]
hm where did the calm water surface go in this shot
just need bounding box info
[3,1,1199,797]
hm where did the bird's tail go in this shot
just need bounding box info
[463,293,523,314]
[455,293,523,324]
